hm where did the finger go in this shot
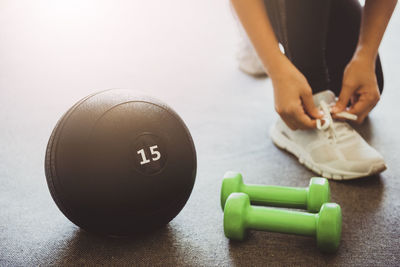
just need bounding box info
[332,84,355,113]
[348,98,371,116]
[350,94,359,106]
[348,96,375,124]
[355,113,368,124]
[281,115,298,130]
[301,90,323,119]
[293,107,316,129]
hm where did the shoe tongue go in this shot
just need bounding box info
[313,90,336,106]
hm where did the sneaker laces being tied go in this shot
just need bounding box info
[316,100,357,143]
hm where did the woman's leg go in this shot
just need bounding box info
[264,0,332,93]
[326,0,384,96]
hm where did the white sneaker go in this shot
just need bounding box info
[230,2,267,77]
[237,42,267,77]
[270,90,387,180]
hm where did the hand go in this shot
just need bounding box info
[270,56,322,130]
[332,54,380,124]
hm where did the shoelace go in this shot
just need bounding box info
[316,100,357,143]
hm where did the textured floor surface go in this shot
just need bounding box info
[1,0,399,266]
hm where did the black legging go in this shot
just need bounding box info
[264,0,384,96]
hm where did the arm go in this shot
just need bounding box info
[231,0,321,130]
[356,0,397,60]
[333,0,398,123]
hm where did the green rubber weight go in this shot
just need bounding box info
[221,171,330,212]
[223,193,342,252]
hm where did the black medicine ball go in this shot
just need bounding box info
[45,89,197,236]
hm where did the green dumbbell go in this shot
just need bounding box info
[221,172,330,212]
[224,193,341,252]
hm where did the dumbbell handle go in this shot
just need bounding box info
[246,206,317,236]
[240,184,308,209]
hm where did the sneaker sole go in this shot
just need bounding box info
[238,64,268,77]
[270,125,387,180]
